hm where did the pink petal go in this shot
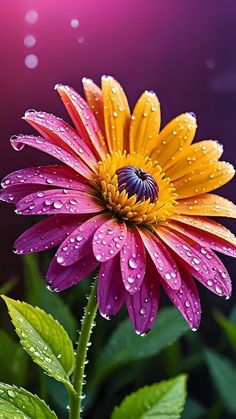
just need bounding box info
[47,252,99,291]
[120,227,146,294]
[126,257,160,335]
[168,219,236,258]
[24,111,97,168]
[14,214,88,254]
[161,265,201,330]
[157,227,231,298]
[98,255,126,319]
[10,135,92,179]
[139,229,181,290]
[56,84,107,159]
[16,189,103,215]
[1,165,90,191]
[92,218,127,262]
[0,184,50,204]
[56,213,110,266]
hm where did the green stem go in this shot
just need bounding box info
[69,279,98,419]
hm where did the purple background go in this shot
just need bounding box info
[0,0,236,280]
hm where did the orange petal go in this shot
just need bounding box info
[173,161,235,199]
[169,215,236,245]
[151,113,197,170]
[129,91,161,154]
[55,84,107,159]
[82,78,105,136]
[165,140,223,181]
[176,193,236,218]
[102,76,130,153]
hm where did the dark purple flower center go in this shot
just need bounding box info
[116,165,158,203]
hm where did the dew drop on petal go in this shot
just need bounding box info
[128,257,139,269]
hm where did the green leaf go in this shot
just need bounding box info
[93,307,189,385]
[0,330,28,387]
[23,254,77,340]
[0,383,57,418]
[2,296,75,387]
[205,349,236,414]
[214,311,236,353]
[111,375,187,419]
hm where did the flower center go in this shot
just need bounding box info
[116,165,158,203]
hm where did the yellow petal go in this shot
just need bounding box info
[165,140,223,181]
[176,193,236,218]
[151,113,197,170]
[82,78,105,136]
[102,76,130,153]
[129,91,161,154]
[169,215,236,245]
[173,161,235,199]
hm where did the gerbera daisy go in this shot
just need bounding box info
[1,76,236,335]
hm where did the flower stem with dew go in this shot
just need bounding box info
[69,278,98,419]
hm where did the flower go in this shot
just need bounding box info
[1,76,236,335]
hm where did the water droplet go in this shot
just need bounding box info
[185,300,190,308]
[215,285,223,294]
[7,390,15,398]
[53,201,63,209]
[128,257,139,269]
[57,255,64,264]
[127,277,134,284]
[139,308,146,315]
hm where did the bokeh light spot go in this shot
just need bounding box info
[24,54,39,69]
[25,10,39,24]
[24,35,36,48]
[206,58,216,70]
[70,18,79,28]
[78,36,85,44]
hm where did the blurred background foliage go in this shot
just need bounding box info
[0,253,236,418]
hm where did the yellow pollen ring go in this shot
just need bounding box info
[95,151,177,225]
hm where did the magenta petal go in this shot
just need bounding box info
[169,220,236,258]
[56,213,110,266]
[139,229,181,290]
[120,227,146,294]
[10,135,92,179]
[98,255,126,319]
[93,218,127,262]
[24,111,97,168]
[158,227,231,298]
[0,184,50,204]
[161,266,201,330]
[47,252,99,291]
[157,227,215,282]
[56,84,107,159]
[16,189,103,215]
[126,257,160,335]
[14,214,88,254]
[1,166,90,191]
